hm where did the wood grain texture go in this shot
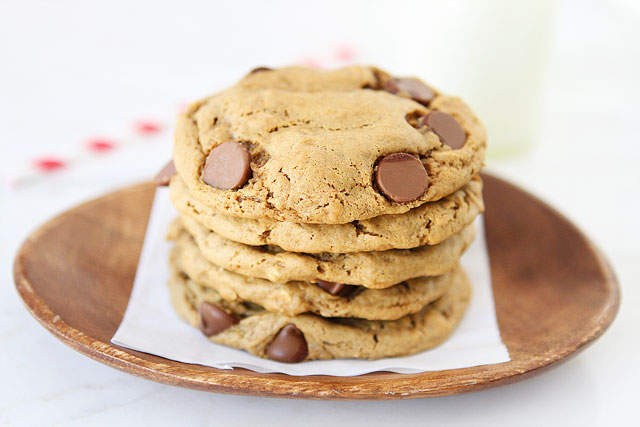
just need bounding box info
[13,174,620,400]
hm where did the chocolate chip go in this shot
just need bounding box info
[385,78,435,106]
[250,66,272,74]
[422,111,467,149]
[315,280,357,297]
[375,153,429,203]
[265,324,308,363]
[202,142,252,190]
[199,302,238,337]
[153,160,176,186]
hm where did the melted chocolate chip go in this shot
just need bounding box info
[250,66,272,74]
[315,280,357,297]
[375,153,429,203]
[202,142,252,190]
[422,111,467,149]
[153,160,176,186]
[385,77,435,106]
[199,302,238,337]
[265,324,308,363]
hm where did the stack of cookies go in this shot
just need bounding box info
[159,66,486,363]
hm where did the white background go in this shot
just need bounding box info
[1,0,639,425]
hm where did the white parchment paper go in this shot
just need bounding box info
[112,188,510,376]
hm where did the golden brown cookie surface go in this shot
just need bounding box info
[173,66,486,224]
[169,175,484,253]
[169,237,461,321]
[168,265,471,361]
[172,215,475,288]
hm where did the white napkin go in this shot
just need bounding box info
[111,188,510,376]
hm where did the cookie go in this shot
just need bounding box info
[170,234,459,320]
[173,215,475,288]
[169,174,483,253]
[168,265,471,361]
[173,66,486,224]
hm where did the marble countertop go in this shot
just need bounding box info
[1,1,638,425]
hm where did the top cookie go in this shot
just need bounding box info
[173,66,486,224]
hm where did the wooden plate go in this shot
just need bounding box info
[13,174,619,400]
